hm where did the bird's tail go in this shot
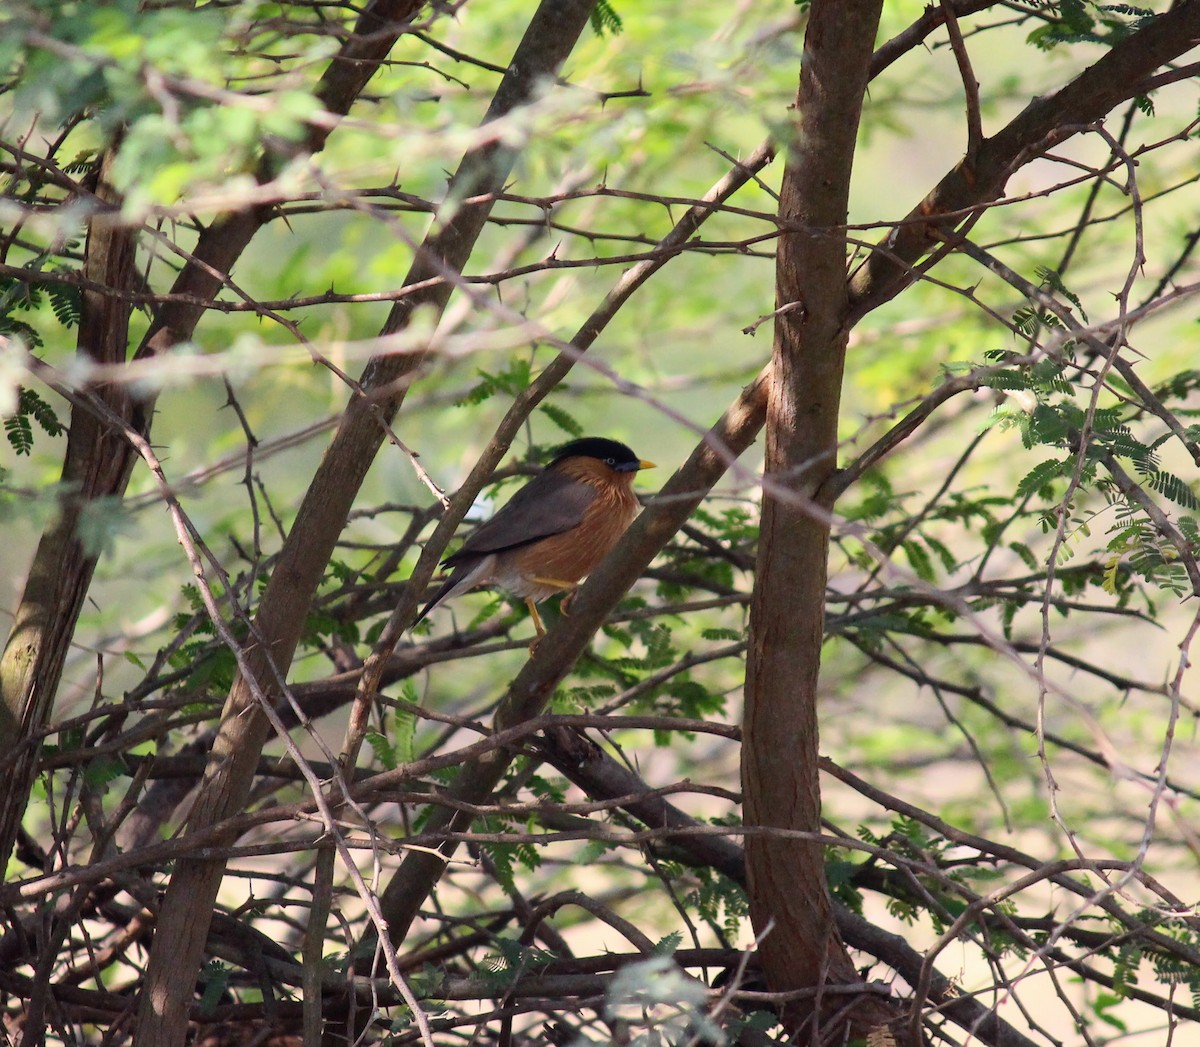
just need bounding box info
[411,556,489,629]
[411,574,457,627]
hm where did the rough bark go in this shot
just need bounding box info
[0,148,139,873]
[734,4,1200,1041]
[133,3,600,1043]
[742,1,894,1040]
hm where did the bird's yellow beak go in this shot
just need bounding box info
[638,459,656,470]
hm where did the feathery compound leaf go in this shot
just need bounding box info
[1145,470,1199,510]
[1025,403,1077,448]
[47,275,82,327]
[1101,4,1155,16]
[1028,359,1074,395]
[1089,406,1126,431]
[538,401,584,437]
[980,368,1036,392]
[902,538,936,581]
[1036,265,1089,321]
[4,387,64,453]
[4,413,33,455]
[654,931,683,955]
[365,730,397,771]
[1011,305,1040,336]
[0,316,43,349]
[1016,458,1069,499]
[1008,541,1040,571]
[590,0,623,36]
[21,388,64,437]
[1104,427,1158,468]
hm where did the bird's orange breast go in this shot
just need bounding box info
[503,459,640,599]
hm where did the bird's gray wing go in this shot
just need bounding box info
[443,469,598,564]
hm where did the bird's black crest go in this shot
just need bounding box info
[549,437,640,469]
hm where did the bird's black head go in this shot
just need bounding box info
[549,437,648,473]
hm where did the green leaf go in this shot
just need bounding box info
[457,360,533,406]
[187,647,237,693]
[923,534,957,573]
[197,961,231,1016]
[902,538,935,581]
[1145,470,1199,510]
[590,0,623,36]
[539,401,584,437]
[1001,598,1019,639]
[1008,541,1040,571]
[84,754,128,789]
[4,413,32,455]
[1025,403,1076,447]
[1093,992,1129,1031]
[1035,265,1089,322]
[393,705,417,764]
[1015,458,1067,499]
[4,387,63,454]
[653,931,683,955]
[47,275,82,327]
[365,729,397,771]
[700,627,741,641]
[979,368,1035,392]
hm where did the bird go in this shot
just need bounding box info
[413,437,655,636]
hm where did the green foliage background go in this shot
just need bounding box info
[3,1,1200,1044]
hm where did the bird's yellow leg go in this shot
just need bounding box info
[525,598,546,636]
[529,576,576,590]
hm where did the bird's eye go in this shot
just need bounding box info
[605,457,615,465]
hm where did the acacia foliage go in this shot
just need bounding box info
[2,1,1200,1045]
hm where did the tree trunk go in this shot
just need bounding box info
[742,1,896,1040]
[133,3,600,1043]
[0,147,140,873]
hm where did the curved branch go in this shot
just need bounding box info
[848,1,1200,321]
